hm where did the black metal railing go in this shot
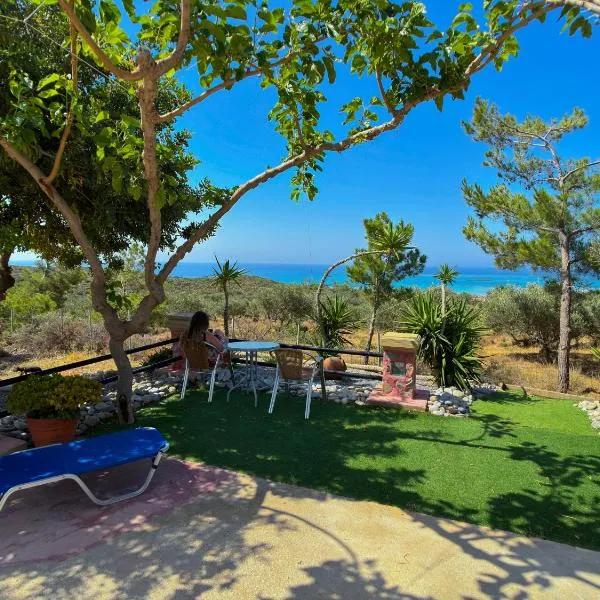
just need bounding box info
[0,337,383,388]
[0,337,178,387]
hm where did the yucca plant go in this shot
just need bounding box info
[317,295,358,350]
[401,292,485,391]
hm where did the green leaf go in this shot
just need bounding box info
[121,115,140,129]
[76,3,97,33]
[434,95,444,112]
[122,0,136,19]
[37,73,60,90]
[351,54,367,74]
[94,111,110,123]
[323,56,336,84]
[38,88,60,99]
[225,5,247,20]
[99,0,121,23]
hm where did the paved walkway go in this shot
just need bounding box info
[0,458,598,599]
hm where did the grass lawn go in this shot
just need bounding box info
[96,388,600,550]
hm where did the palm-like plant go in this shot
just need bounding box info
[401,292,485,391]
[434,264,459,316]
[315,214,417,345]
[592,347,600,361]
[318,295,358,349]
[211,257,246,336]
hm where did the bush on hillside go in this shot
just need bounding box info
[4,313,107,356]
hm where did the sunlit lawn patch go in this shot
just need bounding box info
[97,389,600,550]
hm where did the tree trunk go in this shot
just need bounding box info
[223,285,230,337]
[109,337,135,424]
[315,250,385,346]
[557,235,572,393]
[0,250,15,302]
[363,305,377,365]
[441,283,446,316]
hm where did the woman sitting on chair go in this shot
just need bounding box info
[179,311,229,401]
[180,311,227,365]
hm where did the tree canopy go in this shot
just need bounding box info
[463,100,600,274]
[0,1,209,298]
[0,0,595,420]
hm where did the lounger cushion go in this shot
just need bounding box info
[0,427,167,495]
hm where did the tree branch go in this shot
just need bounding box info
[158,82,454,282]
[46,5,78,184]
[571,224,600,236]
[57,0,141,81]
[466,2,554,77]
[562,159,600,183]
[545,0,600,16]
[0,138,122,327]
[315,250,387,343]
[154,0,191,76]
[501,121,564,178]
[155,54,292,124]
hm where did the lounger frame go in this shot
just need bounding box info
[0,442,169,512]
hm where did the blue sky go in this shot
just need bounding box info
[14,3,600,268]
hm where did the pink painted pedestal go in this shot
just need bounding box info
[367,332,429,411]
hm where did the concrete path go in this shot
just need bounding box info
[0,458,598,599]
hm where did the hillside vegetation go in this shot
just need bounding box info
[1,265,599,397]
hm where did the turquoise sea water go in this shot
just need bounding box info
[170,263,600,296]
[12,260,599,295]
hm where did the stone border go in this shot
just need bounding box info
[576,400,600,431]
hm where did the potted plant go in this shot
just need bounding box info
[7,374,102,446]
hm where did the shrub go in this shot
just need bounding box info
[401,292,485,391]
[4,313,108,356]
[578,291,600,345]
[141,347,174,367]
[317,295,359,349]
[482,284,597,362]
[7,374,102,419]
[482,285,559,362]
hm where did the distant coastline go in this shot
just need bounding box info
[12,260,600,296]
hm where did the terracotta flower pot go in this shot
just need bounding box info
[323,356,347,380]
[27,416,78,447]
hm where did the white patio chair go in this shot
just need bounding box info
[269,349,322,419]
[180,338,221,402]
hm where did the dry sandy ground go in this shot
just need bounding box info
[0,458,599,599]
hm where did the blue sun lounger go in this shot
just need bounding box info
[0,427,168,512]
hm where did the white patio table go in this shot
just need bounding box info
[226,341,280,406]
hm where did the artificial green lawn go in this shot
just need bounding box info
[97,389,600,550]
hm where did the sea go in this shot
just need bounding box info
[12,260,600,296]
[169,263,600,296]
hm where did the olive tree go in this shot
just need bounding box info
[1,0,592,422]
